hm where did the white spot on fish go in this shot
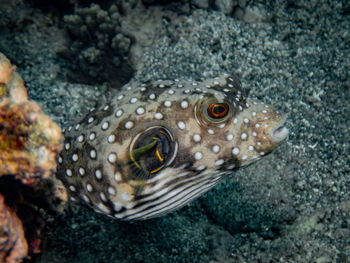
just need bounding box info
[164,100,172,107]
[194,151,203,160]
[212,145,220,153]
[102,121,109,130]
[108,153,117,163]
[232,147,240,155]
[79,167,85,176]
[90,149,97,159]
[226,134,234,141]
[215,159,224,166]
[155,112,163,119]
[72,153,78,162]
[241,133,248,140]
[108,187,116,196]
[86,183,93,192]
[66,169,72,177]
[196,165,206,171]
[193,134,201,142]
[89,132,96,141]
[177,121,186,130]
[100,192,107,202]
[115,109,123,118]
[114,172,122,181]
[136,107,145,115]
[97,203,110,214]
[125,121,134,129]
[95,169,102,179]
[82,195,90,203]
[108,134,116,143]
[181,100,188,109]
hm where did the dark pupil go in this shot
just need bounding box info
[207,103,229,118]
[213,105,225,114]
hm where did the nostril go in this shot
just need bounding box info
[270,126,289,143]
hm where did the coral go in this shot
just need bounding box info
[0,52,66,262]
[62,2,133,84]
[0,53,62,184]
[0,194,28,263]
[58,0,252,84]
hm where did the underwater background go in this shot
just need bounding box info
[0,0,349,262]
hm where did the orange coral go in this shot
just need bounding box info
[0,52,66,262]
[0,194,28,263]
[0,56,16,90]
[0,53,62,184]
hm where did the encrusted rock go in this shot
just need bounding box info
[0,194,28,263]
[0,53,63,183]
[0,52,66,262]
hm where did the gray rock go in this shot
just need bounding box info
[191,0,209,9]
[234,5,268,23]
[214,0,237,15]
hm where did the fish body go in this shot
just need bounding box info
[57,75,288,220]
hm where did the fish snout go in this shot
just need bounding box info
[269,125,289,144]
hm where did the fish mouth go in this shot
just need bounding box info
[270,125,289,143]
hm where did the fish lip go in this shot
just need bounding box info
[270,125,289,143]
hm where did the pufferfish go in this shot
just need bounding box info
[56,74,288,220]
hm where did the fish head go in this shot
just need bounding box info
[126,75,288,177]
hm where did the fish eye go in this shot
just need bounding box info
[207,103,229,119]
[197,97,233,125]
[129,127,177,178]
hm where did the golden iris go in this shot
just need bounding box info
[207,103,229,119]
